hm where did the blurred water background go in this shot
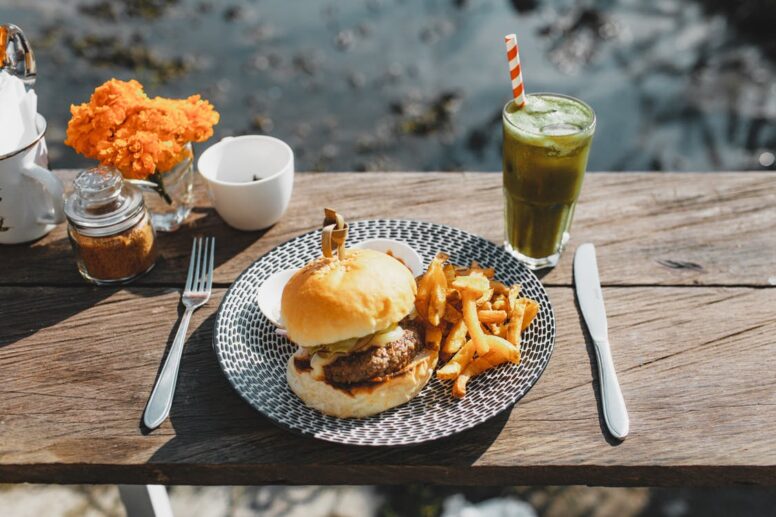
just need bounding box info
[3,0,776,516]
[2,0,776,172]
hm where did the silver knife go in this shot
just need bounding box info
[574,243,629,440]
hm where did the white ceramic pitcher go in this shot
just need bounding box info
[0,114,64,244]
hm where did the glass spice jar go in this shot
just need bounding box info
[64,166,158,285]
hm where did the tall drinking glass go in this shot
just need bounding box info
[502,93,596,269]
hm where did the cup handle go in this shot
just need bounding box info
[22,163,65,224]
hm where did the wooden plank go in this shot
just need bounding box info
[1,172,775,288]
[2,285,775,485]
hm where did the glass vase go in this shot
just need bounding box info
[139,143,195,232]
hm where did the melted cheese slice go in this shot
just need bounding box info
[310,352,338,380]
[369,325,405,347]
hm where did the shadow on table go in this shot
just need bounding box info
[571,279,625,446]
[139,312,269,435]
[138,207,272,286]
[0,281,115,349]
[532,268,553,281]
[144,313,509,473]
[0,209,267,348]
[2,234,85,284]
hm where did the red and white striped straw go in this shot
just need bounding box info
[504,33,526,108]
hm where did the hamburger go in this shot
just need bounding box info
[281,248,438,418]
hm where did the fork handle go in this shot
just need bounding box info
[143,308,194,430]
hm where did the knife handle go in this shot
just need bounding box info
[593,339,629,440]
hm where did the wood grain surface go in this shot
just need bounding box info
[1,171,775,486]
[1,172,774,287]
[1,286,775,485]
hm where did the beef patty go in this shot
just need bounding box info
[324,320,425,385]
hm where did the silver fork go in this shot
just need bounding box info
[144,237,215,430]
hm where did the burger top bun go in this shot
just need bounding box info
[281,248,417,348]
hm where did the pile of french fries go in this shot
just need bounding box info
[415,252,539,398]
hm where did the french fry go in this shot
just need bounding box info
[419,254,448,326]
[490,280,510,296]
[469,260,496,279]
[452,370,473,398]
[506,298,527,348]
[507,284,521,313]
[441,319,467,359]
[452,351,503,398]
[461,291,490,355]
[477,310,507,324]
[476,287,494,306]
[519,298,540,331]
[425,325,443,351]
[451,274,490,297]
[436,338,475,380]
[418,251,537,399]
[451,274,491,356]
[415,273,431,321]
[443,263,456,284]
[443,303,462,323]
[485,334,521,364]
[452,336,520,398]
[428,270,447,326]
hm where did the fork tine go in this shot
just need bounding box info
[198,237,210,292]
[192,237,203,292]
[185,238,198,292]
[206,237,215,293]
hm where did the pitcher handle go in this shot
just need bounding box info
[1,24,37,86]
[22,163,65,224]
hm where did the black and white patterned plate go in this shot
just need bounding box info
[213,220,555,446]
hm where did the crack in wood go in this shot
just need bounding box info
[657,259,704,271]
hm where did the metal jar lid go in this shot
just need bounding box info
[64,167,147,237]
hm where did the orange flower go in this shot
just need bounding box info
[65,79,219,179]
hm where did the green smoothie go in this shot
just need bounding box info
[502,93,595,268]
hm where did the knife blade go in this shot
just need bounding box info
[574,243,629,440]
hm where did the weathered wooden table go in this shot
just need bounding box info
[1,171,775,486]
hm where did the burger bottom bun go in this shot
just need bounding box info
[286,347,439,419]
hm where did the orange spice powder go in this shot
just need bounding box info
[69,215,158,281]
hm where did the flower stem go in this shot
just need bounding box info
[150,172,174,205]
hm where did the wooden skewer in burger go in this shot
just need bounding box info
[282,209,438,418]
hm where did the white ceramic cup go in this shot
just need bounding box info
[0,114,65,244]
[197,135,294,231]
